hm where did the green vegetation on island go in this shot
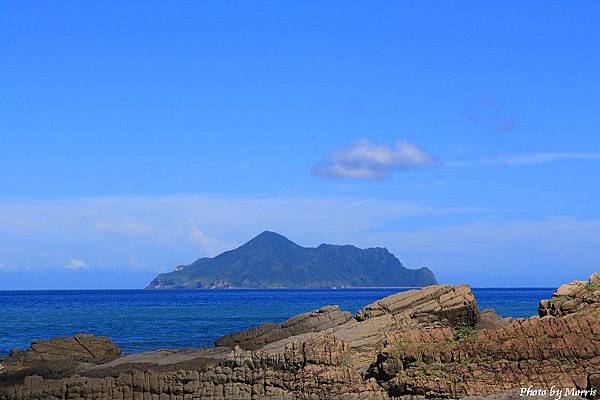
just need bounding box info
[146,231,437,289]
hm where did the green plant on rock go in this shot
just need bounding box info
[462,357,473,369]
[393,339,407,352]
[431,361,447,370]
[454,323,476,341]
[555,295,577,300]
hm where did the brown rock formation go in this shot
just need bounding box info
[475,309,512,330]
[2,275,600,400]
[355,285,478,326]
[1,335,387,400]
[215,305,352,350]
[7,334,121,366]
[539,273,600,317]
[0,334,120,385]
[367,305,600,398]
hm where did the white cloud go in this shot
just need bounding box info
[187,221,232,256]
[65,259,88,270]
[498,152,600,165]
[312,139,436,179]
[445,151,600,168]
[0,262,21,272]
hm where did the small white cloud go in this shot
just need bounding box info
[65,259,88,270]
[187,221,231,256]
[312,139,436,180]
[498,152,600,165]
[445,151,600,168]
[0,262,20,272]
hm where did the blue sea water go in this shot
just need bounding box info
[0,288,554,357]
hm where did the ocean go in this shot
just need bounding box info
[0,288,554,357]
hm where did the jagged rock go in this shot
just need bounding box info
[539,272,600,317]
[363,275,600,399]
[239,285,480,373]
[215,305,352,350]
[366,304,600,398]
[1,335,388,400]
[355,284,478,326]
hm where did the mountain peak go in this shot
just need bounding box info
[244,231,298,247]
[256,230,288,240]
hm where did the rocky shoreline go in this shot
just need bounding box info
[1,274,599,400]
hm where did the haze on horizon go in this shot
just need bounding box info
[1,2,599,289]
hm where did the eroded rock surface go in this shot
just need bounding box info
[215,305,352,350]
[367,305,600,398]
[475,309,512,330]
[2,276,600,400]
[355,285,478,326]
[0,334,120,385]
[539,273,600,317]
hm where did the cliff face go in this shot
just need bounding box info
[2,274,600,400]
[147,231,437,289]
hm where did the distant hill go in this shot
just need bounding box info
[146,231,437,289]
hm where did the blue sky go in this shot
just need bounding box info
[1,1,599,288]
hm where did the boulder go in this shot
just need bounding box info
[0,334,120,384]
[9,334,120,365]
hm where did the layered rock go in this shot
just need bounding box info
[327,284,479,371]
[363,273,600,399]
[355,285,478,326]
[539,273,600,317]
[475,309,512,330]
[0,335,388,400]
[367,305,600,398]
[0,334,120,385]
[6,334,120,366]
[2,276,600,400]
[215,305,352,350]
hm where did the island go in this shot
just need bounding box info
[146,231,437,289]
